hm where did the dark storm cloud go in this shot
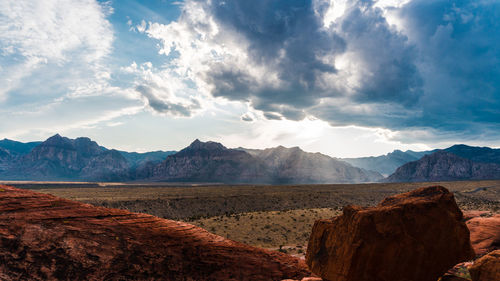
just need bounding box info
[135,85,200,117]
[397,0,500,131]
[191,0,422,118]
[338,1,422,106]
[197,0,346,111]
[172,0,500,137]
[263,112,282,120]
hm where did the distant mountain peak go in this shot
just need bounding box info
[49,133,63,139]
[43,134,72,146]
[185,139,226,151]
[268,145,302,152]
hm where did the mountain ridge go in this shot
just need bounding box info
[1,134,499,183]
[386,150,500,182]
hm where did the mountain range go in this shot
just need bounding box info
[135,141,383,184]
[0,134,499,183]
[0,135,382,183]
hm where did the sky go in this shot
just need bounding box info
[0,0,499,158]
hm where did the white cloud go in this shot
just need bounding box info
[140,2,282,104]
[0,0,114,100]
[121,61,204,117]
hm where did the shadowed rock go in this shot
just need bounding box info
[0,185,310,280]
[306,186,475,281]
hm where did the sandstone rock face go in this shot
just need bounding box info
[469,250,500,281]
[306,186,475,281]
[464,212,500,256]
[0,185,310,280]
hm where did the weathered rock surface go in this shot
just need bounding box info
[469,250,500,281]
[306,186,475,281]
[0,185,310,280]
[464,211,500,256]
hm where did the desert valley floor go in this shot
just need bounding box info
[5,180,499,258]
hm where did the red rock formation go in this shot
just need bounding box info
[469,250,500,281]
[306,186,475,281]
[463,211,500,256]
[0,185,310,280]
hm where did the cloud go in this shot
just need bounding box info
[0,0,149,141]
[263,112,282,120]
[0,0,114,100]
[136,85,200,117]
[240,113,254,122]
[396,0,500,130]
[122,61,203,117]
[140,0,499,140]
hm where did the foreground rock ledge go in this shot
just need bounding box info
[0,185,310,281]
[306,186,475,281]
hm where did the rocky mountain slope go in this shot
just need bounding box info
[342,149,434,176]
[119,150,176,168]
[0,138,42,156]
[0,148,10,173]
[386,151,500,182]
[444,144,500,164]
[136,139,272,183]
[0,135,175,181]
[252,146,383,183]
[1,134,129,181]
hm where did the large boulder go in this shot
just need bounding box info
[306,186,475,281]
[469,250,500,281]
[463,212,500,256]
[0,185,310,280]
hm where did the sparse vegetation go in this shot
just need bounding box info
[189,208,340,256]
